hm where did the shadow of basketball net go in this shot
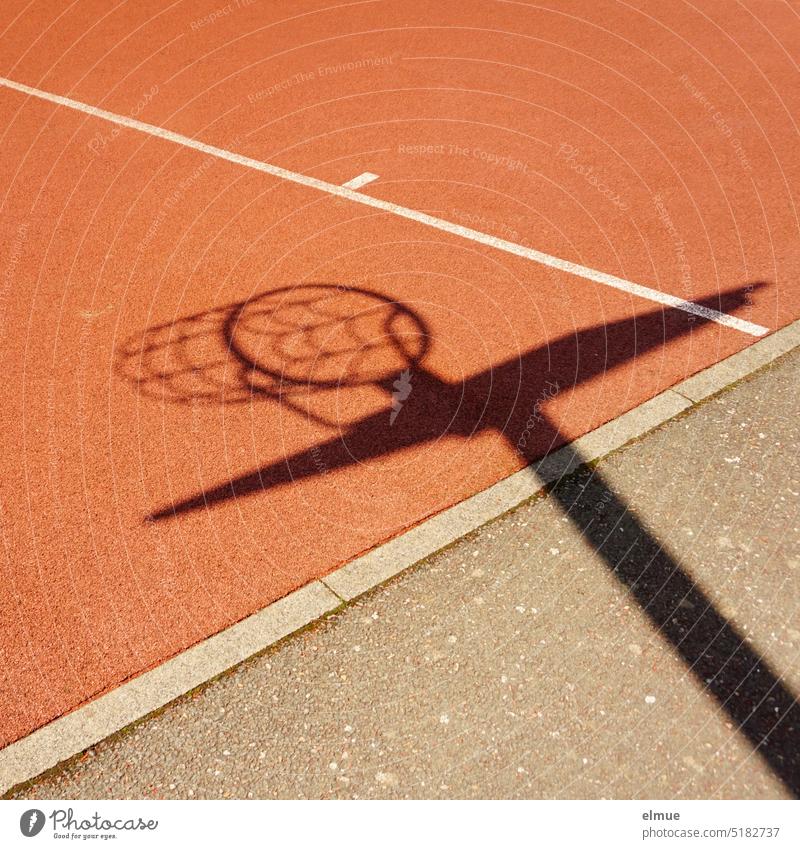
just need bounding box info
[118,284,431,429]
[119,281,798,794]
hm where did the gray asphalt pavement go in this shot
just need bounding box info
[10,349,800,800]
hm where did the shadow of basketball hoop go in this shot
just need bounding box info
[117,278,799,795]
[116,283,432,428]
[222,284,431,395]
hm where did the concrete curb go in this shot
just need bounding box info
[0,581,340,795]
[323,388,692,601]
[2,317,798,795]
[672,320,800,402]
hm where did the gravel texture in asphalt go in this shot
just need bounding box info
[10,350,800,800]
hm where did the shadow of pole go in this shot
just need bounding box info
[533,443,800,795]
[127,279,799,792]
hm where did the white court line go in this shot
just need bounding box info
[0,74,768,337]
[342,171,379,189]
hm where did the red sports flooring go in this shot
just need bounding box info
[1,0,799,747]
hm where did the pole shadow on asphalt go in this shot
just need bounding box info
[120,279,799,795]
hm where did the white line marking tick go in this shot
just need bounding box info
[342,171,379,190]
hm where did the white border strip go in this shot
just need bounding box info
[1,319,797,796]
[0,74,768,336]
